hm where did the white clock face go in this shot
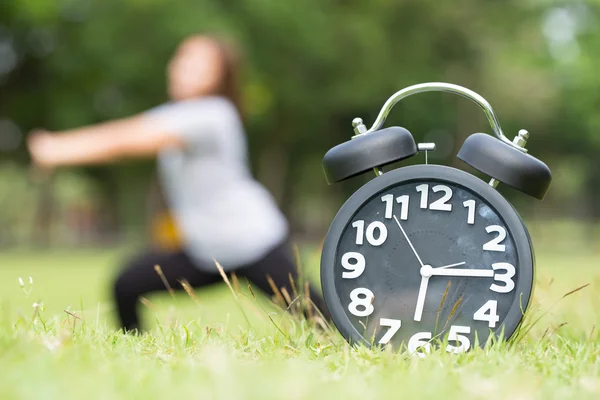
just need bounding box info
[322,166,533,354]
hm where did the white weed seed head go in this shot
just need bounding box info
[32,302,39,308]
[18,277,24,288]
[29,276,33,285]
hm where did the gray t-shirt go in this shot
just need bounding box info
[147,97,289,271]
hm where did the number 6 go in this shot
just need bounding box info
[408,332,432,358]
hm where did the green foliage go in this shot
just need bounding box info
[1,0,599,235]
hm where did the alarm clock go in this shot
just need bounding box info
[320,82,551,355]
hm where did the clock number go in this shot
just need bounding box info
[430,185,453,211]
[396,195,409,220]
[490,262,516,293]
[483,225,506,252]
[463,199,476,225]
[415,184,453,211]
[381,194,409,220]
[352,220,388,246]
[416,184,429,209]
[381,194,393,219]
[348,287,374,317]
[473,300,500,328]
[407,325,471,357]
[408,332,432,358]
[446,325,471,353]
[341,252,365,279]
[378,318,401,344]
[352,220,365,245]
[366,221,387,246]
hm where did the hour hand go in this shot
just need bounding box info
[437,261,466,270]
[413,275,430,322]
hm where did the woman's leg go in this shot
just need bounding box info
[237,243,331,320]
[113,250,221,331]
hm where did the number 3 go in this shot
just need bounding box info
[490,262,516,293]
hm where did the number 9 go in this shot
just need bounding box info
[342,252,366,279]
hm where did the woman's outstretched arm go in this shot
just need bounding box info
[28,115,184,168]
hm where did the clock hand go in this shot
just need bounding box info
[437,261,466,270]
[412,262,472,321]
[429,267,494,278]
[393,215,424,267]
[392,215,430,321]
[413,275,429,322]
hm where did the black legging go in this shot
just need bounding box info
[113,242,329,331]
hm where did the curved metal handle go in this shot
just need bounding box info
[361,82,523,151]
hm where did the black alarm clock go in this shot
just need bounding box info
[321,82,551,355]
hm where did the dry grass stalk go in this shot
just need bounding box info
[231,272,241,294]
[434,281,451,335]
[234,278,268,322]
[139,296,158,311]
[292,243,303,284]
[288,273,299,301]
[179,279,203,311]
[64,309,84,335]
[214,260,238,300]
[266,275,286,307]
[280,287,293,306]
[304,281,313,321]
[247,282,290,340]
[562,283,589,298]
[443,295,463,332]
[64,309,84,322]
[307,298,334,333]
[214,259,252,327]
[154,265,175,298]
[514,283,590,342]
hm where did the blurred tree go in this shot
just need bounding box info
[0,0,597,243]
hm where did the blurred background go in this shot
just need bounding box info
[1,0,599,257]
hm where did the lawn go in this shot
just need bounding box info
[0,232,598,399]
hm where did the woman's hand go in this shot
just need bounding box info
[27,129,59,169]
[27,129,61,183]
[26,116,182,168]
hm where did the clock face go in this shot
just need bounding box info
[321,165,534,354]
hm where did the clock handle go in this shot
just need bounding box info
[352,82,526,154]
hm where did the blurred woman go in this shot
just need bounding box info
[28,34,329,331]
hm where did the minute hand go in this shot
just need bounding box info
[430,268,494,278]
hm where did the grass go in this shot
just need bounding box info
[0,238,599,399]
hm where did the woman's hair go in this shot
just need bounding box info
[204,35,243,116]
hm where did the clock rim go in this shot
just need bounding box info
[320,164,534,348]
